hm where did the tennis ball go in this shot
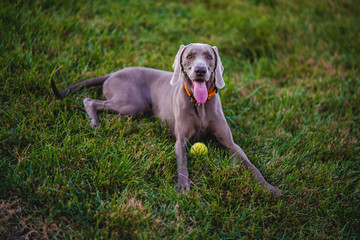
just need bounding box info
[190,142,208,156]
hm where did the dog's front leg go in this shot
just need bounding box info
[229,143,282,195]
[209,117,282,196]
[174,118,195,193]
[175,138,191,193]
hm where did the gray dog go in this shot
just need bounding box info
[51,43,281,195]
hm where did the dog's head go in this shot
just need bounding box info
[170,43,224,104]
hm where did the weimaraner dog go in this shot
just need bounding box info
[51,43,281,195]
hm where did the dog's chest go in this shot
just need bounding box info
[192,105,210,139]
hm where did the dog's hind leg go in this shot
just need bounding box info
[83,98,149,128]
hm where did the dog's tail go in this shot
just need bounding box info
[51,74,110,99]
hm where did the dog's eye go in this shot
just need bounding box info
[207,55,213,60]
[186,55,192,59]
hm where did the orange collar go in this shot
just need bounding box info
[183,81,217,103]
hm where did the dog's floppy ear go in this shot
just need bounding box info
[170,45,186,85]
[212,46,225,89]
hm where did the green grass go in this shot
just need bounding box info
[1,0,359,239]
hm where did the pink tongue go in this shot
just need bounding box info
[193,81,208,104]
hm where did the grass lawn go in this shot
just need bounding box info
[1,0,359,239]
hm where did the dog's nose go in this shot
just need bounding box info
[194,66,207,77]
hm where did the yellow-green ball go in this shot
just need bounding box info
[190,142,208,156]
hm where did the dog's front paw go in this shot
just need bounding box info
[265,183,283,196]
[176,179,191,194]
[90,119,100,128]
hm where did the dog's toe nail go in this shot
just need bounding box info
[182,187,189,194]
